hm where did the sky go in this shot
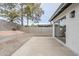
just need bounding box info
[39,3,61,24]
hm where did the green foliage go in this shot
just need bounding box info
[0,3,19,22]
[0,3,44,26]
[7,9,20,22]
[23,3,44,26]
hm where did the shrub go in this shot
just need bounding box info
[12,28,16,31]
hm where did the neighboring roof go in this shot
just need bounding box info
[49,3,72,22]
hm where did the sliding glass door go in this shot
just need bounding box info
[54,16,66,43]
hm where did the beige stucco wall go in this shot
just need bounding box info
[53,3,79,55]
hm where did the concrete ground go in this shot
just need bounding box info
[12,37,77,56]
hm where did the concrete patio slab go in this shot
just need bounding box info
[12,37,77,56]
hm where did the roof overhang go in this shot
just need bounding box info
[49,3,72,22]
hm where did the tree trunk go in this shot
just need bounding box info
[21,15,23,26]
[27,18,29,26]
[10,19,13,22]
[27,18,29,32]
[21,3,23,26]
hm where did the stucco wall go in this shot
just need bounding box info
[53,3,79,55]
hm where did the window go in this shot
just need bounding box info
[70,10,75,18]
[55,16,66,43]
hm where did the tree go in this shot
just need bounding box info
[23,3,44,26]
[6,9,20,22]
[0,3,20,22]
[24,4,33,26]
[0,3,44,26]
[18,3,27,26]
[33,7,44,24]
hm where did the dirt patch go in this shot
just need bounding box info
[0,31,32,56]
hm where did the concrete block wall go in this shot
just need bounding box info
[20,26,52,36]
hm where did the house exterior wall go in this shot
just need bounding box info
[53,3,79,55]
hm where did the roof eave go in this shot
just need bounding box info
[49,3,72,22]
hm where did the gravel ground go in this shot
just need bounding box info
[0,31,32,56]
